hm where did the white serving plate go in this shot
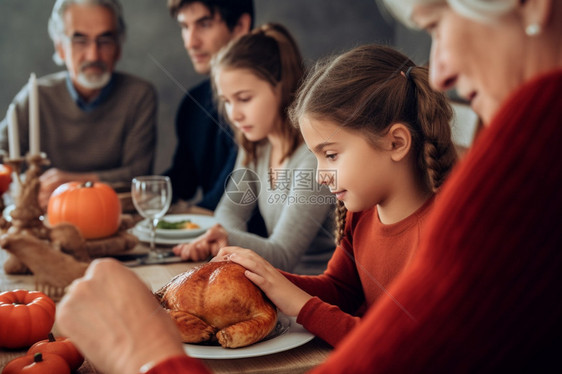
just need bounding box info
[183,314,314,359]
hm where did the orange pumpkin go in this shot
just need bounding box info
[2,352,70,374]
[47,181,121,239]
[0,164,12,195]
[27,333,84,371]
[0,290,56,349]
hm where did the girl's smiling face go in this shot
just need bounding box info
[215,67,282,142]
[299,115,395,213]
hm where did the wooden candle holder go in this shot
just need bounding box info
[4,153,50,237]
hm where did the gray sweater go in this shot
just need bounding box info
[0,71,157,182]
[215,141,336,275]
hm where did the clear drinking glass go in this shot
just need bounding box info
[131,176,172,258]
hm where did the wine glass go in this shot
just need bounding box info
[131,176,172,258]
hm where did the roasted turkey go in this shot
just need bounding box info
[155,261,277,348]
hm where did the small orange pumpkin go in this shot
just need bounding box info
[27,333,84,371]
[2,352,70,374]
[0,290,56,349]
[47,181,121,239]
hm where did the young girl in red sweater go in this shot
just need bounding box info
[218,44,458,347]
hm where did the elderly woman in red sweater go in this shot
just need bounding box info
[55,0,562,372]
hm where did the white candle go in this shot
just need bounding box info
[28,73,40,155]
[7,103,20,159]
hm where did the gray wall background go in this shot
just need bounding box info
[0,0,429,174]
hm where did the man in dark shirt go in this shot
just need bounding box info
[165,0,253,211]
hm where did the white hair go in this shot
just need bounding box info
[48,0,126,65]
[377,0,519,28]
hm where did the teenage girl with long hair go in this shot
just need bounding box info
[173,23,335,275]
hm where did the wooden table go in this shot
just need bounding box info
[0,248,332,373]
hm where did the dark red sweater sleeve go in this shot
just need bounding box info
[280,218,365,347]
[281,241,364,314]
[144,355,210,374]
[308,69,562,373]
[281,211,365,313]
[297,296,361,347]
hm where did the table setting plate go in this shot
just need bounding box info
[134,214,216,239]
[129,227,194,246]
[183,314,314,359]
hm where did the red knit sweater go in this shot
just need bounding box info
[282,197,435,347]
[146,69,562,374]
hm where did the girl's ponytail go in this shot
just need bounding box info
[334,200,347,245]
[407,66,457,192]
[258,23,305,117]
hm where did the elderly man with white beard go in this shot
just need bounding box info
[0,0,157,208]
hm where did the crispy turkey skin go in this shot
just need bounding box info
[155,261,278,348]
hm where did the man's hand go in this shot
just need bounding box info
[173,224,228,261]
[56,259,186,374]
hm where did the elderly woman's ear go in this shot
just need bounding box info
[519,0,553,36]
